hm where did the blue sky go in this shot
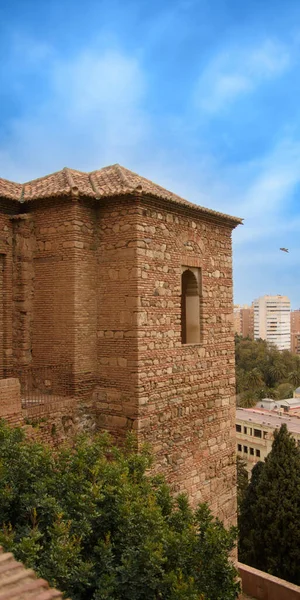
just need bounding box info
[1,0,300,308]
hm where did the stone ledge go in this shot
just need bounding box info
[238,562,300,600]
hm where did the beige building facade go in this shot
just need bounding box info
[236,407,300,472]
[253,295,290,350]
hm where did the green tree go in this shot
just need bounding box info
[0,421,240,600]
[268,362,287,385]
[277,382,293,400]
[288,370,300,387]
[235,336,300,401]
[239,425,300,585]
[236,457,248,515]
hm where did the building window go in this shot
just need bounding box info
[254,429,262,438]
[256,449,261,457]
[237,444,242,451]
[243,446,248,453]
[250,447,254,455]
[263,431,267,439]
[236,424,241,432]
[181,268,201,344]
[244,426,247,434]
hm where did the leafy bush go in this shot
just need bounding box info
[0,421,239,600]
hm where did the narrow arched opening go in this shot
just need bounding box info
[181,269,201,344]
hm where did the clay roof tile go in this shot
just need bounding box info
[0,547,67,600]
[0,164,242,225]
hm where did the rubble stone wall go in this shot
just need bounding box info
[0,378,22,423]
[0,193,237,526]
[134,197,236,526]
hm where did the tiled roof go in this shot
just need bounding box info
[0,178,23,201]
[0,164,242,225]
[0,547,67,599]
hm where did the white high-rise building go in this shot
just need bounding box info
[253,295,291,350]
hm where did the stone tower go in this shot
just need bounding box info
[0,164,242,526]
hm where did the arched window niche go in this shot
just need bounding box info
[181,267,202,344]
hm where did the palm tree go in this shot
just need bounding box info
[239,390,258,408]
[289,370,300,387]
[268,362,287,384]
[246,368,264,390]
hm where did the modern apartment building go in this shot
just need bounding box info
[236,407,300,472]
[291,309,300,354]
[233,304,254,338]
[291,309,300,332]
[253,295,290,350]
[291,333,300,354]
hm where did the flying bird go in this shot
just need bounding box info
[280,247,289,253]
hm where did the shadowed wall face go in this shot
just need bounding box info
[0,255,4,377]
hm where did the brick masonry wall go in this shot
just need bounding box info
[72,201,98,387]
[0,199,18,375]
[31,199,77,368]
[22,396,96,446]
[93,198,140,438]
[12,215,35,366]
[0,378,22,423]
[133,197,236,526]
[0,192,237,527]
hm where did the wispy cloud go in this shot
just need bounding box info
[0,43,149,179]
[194,39,291,114]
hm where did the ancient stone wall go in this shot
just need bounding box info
[133,197,236,526]
[72,201,98,392]
[0,378,22,424]
[12,215,35,367]
[0,200,18,375]
[22,396,96,446]
[0,192,237,526]
[94,198,139,438]
[31,199,76,369]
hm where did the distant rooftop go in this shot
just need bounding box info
[256,398,300,410]
[237,407,300,435]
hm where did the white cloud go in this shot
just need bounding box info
[194,39,291,113]
[0,44,149,180]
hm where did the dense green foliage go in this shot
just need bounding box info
[236,457,248,515]
[0,421,239,600]
[235,335,300,407]
[238,424,300,585]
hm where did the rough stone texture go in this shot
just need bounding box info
[22,397,97,446]
[0,182,238,527]
[134,198,236,525]
[0,378,21,422]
